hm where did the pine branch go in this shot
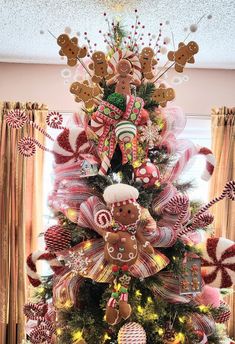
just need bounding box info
[137,82,156,102]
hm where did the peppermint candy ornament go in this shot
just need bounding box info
[53,127,90,164]
[44,225,71,252]
[118,322,146,344]
[134,160,160,187]
[201,237,235,288]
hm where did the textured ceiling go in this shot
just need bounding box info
[0,0,235,69]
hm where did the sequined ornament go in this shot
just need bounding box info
[139,120,161,148]
[213,300,231,323]
[44,225,71,252]
[118,322,146,344]
[134,160,160,187]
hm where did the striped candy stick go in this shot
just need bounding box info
[26,250,64,287]
[164,145,215,183]
[164,194,190,231]
[192,181,235,220]
[178,212,214,237]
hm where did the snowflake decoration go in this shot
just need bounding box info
[66,250,92,275]
[139,120,161,148]
[119,274,131,285]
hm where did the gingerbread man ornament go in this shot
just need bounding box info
[152,83,175,107]
[168,41,199,73]
[106,59,141,96]
[95,184,154,325]
[139,47,157,80]
[70,81,101,109]
[88,51,110,83]
[57,34,87,67]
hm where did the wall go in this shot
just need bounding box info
[0,62,234,114]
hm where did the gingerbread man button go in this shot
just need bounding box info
[107,59,141,96]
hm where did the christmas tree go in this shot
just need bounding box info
[6,9,235,344]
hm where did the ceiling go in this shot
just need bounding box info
[0,0,235,69]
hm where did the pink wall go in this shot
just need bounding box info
[0,62,234,114]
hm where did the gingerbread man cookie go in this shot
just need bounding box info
[88,51,110,83]
[106,59,141,96]
[168,41,199,73]
[57,34,87,67]
[139,47,157,80]
[70,81,101,108]
[152,83,175,107]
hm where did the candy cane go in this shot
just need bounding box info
[192,181,235,221]
[98,155,111,176]
[26,250,64,287]
[171,195,189,231]
[178,212,214,237]
[164,145,215,183]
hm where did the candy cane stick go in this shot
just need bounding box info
[164,145,215,183]
[178,212,214,237]
[172,195,189,231]
[26,250,64,287]
[192,181,235,221]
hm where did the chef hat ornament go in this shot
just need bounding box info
[103,183,139,207]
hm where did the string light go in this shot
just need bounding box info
[135,290,142,297]
[103,333,111,341]
[72,330,83,341]
[137,305,144,314]
[56,328,62,335]
[178,316,186,323]
[158,328,164,336]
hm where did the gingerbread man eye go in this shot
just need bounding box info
[119,208,123,212]
[128,210,131,214]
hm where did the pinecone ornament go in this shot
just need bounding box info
[118,322,146,344]
[44,225,71,252]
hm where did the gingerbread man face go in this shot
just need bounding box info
[112,203,140,226]
[140,47,154,59]
[92,51,106,63]
[116,59,132,77]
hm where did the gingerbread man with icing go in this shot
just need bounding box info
[106,59,141,96]
[95,184,154,325]
[168,41,199,73]
[139,47,157,80]
[152,83,175,107]
[70,81,101,108]
[57,34,87,67]
[88,51,110,83]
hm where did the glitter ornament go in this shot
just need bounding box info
[18,137,36,157]
[118,322,146,344]
[5,109,28,128]
[44,225,71,252]
[134,160,160,187]
[139,121,161,148]
[213,300,231,323]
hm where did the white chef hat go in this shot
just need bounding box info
[103,183,139,206]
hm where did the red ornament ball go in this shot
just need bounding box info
[138,109,149,125]
[44,225,71,252]
[134,161,160,187]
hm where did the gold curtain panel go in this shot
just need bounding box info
[0,101,47,344]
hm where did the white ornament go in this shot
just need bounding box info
[140,120,161,148]
[66,250,91,275]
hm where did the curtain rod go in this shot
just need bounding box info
[48,110,211,119]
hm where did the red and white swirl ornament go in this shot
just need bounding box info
[24,302,48,320]
[53,127,91,164]
[94,209,112,228]
[26,250,64,287]
[201,237,235,288]
[108,49,142,81]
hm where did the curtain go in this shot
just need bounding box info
[0,101,48,344]
[210,106,235,337]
